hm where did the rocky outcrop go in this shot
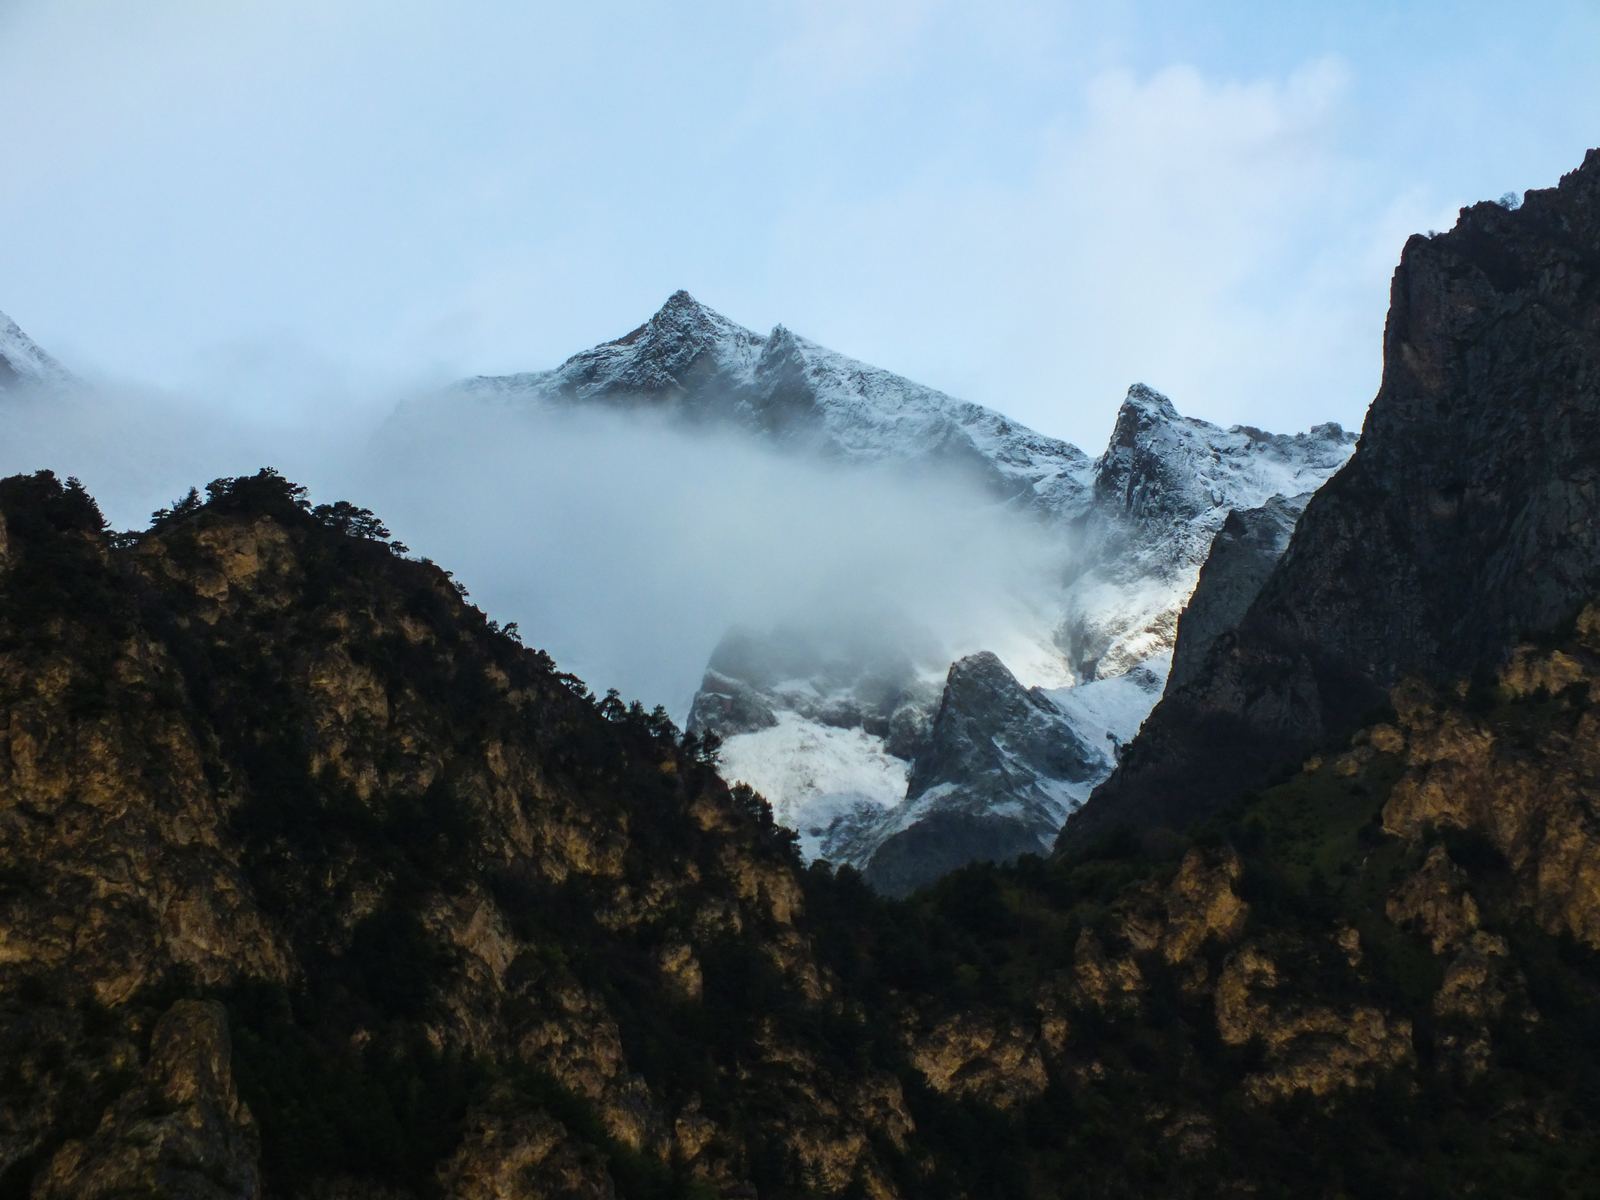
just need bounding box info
[438,1102,615,1200]
[1067,148,1600,847]
[854,653,1100,896]
[1378,617,1600,949]
[1212,945,1414,1103]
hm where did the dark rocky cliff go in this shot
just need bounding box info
[5,466,1600,1198]
[1165,493,1309,693]
[1065,147,1600,846]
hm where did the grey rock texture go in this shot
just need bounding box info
[1063,148,1600,848]
[1166,493,1309,691]
[858,652,1100,896]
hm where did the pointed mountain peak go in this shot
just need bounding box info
[1100,384,1188,460]
[1119,383,1180,420]
[649,289,734,329]
[657,288,707,316]
[599,291,751,353]
[635,290,756,346]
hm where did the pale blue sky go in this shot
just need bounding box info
[0,0,1595,451]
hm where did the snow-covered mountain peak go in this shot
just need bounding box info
[462,293,1097,513]
[612,288,757,361]
[1057,384,1357,682]
[452,295,1361,889]
[0,310,74,393]
[1092,383,1355,555]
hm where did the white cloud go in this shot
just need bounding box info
[0,378,1071,717]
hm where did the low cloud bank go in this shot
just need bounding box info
[0,380,1074,717]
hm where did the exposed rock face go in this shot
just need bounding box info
[1068,148,1600,846]
[855,653,1100,896]
[438,1102,615,1200]
[1378,613,1600,950]
[1211,944,1414,1103]
[1166,492,1309,691]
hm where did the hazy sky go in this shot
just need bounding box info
[1,1,1595,451]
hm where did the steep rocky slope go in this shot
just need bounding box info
[1165,493,1310,692]
[1069,147,1600,847]
[5,467,1600,1199]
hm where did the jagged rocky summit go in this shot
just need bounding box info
[466,294,1355,893]
[0,310,74,392]
[1065,145,1600,850]
[463,289,1097,514]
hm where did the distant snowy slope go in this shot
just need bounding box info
[0,310,73,392]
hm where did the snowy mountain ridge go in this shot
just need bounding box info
[463,290,1098,514]
[1061,386,1355,681]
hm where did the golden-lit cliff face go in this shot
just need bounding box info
[5,466,1600,1200]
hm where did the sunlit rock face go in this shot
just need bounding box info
[467,295,1354,890]
[1069,147,1600,850]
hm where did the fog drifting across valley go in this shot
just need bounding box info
[0,379,1077,719]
